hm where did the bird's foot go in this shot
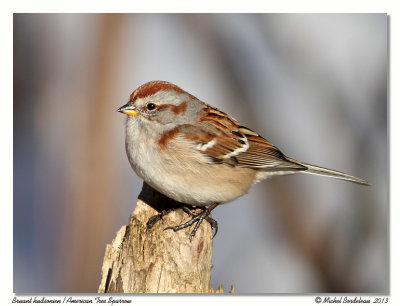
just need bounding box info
[146,205,218,241]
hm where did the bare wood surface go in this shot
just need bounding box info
[98,182,229,293]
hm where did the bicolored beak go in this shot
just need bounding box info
[117,102,139,116]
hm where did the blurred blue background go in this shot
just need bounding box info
[13,13,388,293]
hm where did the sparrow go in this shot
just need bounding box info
[117,81,369,240]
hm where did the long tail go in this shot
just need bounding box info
[286,157,370,186]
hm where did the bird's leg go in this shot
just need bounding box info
[146,204,219,241]
[180,206,218,238]
[164,203,219,241]
[146,208,177,234]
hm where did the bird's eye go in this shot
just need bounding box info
[146,103,156,111]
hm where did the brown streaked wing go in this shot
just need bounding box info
[178,106,305,170]
[235,128,306,170]
[178,121,247,164]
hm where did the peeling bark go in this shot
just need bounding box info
[98,182,228,293]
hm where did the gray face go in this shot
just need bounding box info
[131,90,204,126]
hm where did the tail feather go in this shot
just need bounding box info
[286,157,370,186]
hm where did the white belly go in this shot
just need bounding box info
[125,126,257,206]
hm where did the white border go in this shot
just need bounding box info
[2,1,397,305]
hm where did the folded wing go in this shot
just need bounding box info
[177,106,305,171]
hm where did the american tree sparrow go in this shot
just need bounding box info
[118,81,369,240]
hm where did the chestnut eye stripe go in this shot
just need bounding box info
[144,101,188,115]
[160,101,188,115]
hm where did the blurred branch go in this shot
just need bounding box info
[98,182,228,293]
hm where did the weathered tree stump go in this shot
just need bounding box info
[98,182,229,293]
